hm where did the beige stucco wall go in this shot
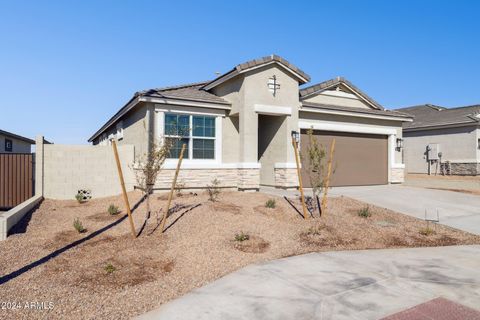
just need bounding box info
[403,125,479,174]
[93,103,149,160]
[43,144,135,199]
[0,134,32,153]
[303,90,371,109]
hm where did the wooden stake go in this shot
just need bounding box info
[292,137,309,219]
[112,140,136,238]
[321,138,336,215]
[160,143,186,232]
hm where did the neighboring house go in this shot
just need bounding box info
[395,104,480,176]
[0,129,35,153]
[89,55,412,190]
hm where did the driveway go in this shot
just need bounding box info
[137,245,480,320]
[262,185,480,235]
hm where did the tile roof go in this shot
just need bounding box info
[301,102,412,119]
[300,77,384,110]
[137,81,230,105]
[395,104,480,129]
[202,54,311,90]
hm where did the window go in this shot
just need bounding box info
[164,113,216,160]
[5,139,12,152]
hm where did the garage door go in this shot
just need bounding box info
[300,130,388,187]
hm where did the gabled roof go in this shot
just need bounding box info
[301,102,412,120]
[299,77,384,110]
[395,104,480,130]
[88,82,230,142]
[202,54,311,90]
[0,129,35,144]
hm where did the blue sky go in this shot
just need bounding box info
[0,0,479,144]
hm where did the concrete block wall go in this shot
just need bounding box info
[390,168,405,183]
[42,144,135,199]
[449,162,480,176]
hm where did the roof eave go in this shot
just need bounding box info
[403,121,479,132]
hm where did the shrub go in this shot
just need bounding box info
[206,178,221,202]
[107,204,120,215]
[306,225,324,236]
[175,179,185,197]
[358,206,371,218]
[73,218,86,233]
[235,232,250,242]
[104,263,116,274]
[265,199,276,208]
[419,227,435,236]
[75,192,84,203]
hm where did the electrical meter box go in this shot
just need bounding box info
[427,143,440,160]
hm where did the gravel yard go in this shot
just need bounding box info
[405,173,480,195]
[1,190,479,320]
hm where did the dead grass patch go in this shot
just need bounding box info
[233,235,270,253]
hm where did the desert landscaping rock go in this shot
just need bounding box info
[1,191,479,319]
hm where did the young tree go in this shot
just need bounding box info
[133,137,174,225]
[305,128,327,213]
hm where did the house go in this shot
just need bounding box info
[0,129,35,153]
[89,55,412,190]
[395,104,480,175]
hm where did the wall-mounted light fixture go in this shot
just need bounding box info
[396,138,404,151]
[291,130,300,144]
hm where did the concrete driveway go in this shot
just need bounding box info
[328,185,480,235]
[137,245,480,320]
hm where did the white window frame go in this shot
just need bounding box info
[158,110,222,166]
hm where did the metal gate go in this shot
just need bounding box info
[0,154,34,209]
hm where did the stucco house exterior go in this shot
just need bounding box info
[89,55,412,190]
[0,129,35,153]
[396,104,480,175]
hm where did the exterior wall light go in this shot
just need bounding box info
[396,138,404,151]
[291,131,300,144]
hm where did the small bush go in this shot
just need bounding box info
[419,227,436,236]
[358,206,371,218]
[175,180,185,197]
[235,232,250,242]
[104,263,116,274]
[206,178,221,202]
[265,199,276,208]
[73,218,86,233]
[75,192,84,203]
[306,225,324,236]
[107,204,120,215]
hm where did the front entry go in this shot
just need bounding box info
[258,115,286,186]
[300,130,388,187]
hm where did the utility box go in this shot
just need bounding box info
[427,143,440,160]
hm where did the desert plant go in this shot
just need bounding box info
[265,199,276,208]
[75,192,84,203]
[206,178,221,202]
[107,204,120,215]
[358,206,371,218]
[235,232,250,242]
[104,263,116,274]
[306,225,324,236]
[73,218,86,233]
[133,135,177,224]
[419,227,435,236]
[175,179,186,197]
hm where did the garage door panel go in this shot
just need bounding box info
[300,130,388,187]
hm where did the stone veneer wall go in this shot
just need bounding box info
[448,162,480,176]
[153,168,260,190]
[274,168,298,189]
[390,167,405,183]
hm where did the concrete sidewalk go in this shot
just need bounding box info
[137,245,480,320]
[261,185,480,235]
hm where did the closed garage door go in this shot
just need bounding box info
[300,130,388,187]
